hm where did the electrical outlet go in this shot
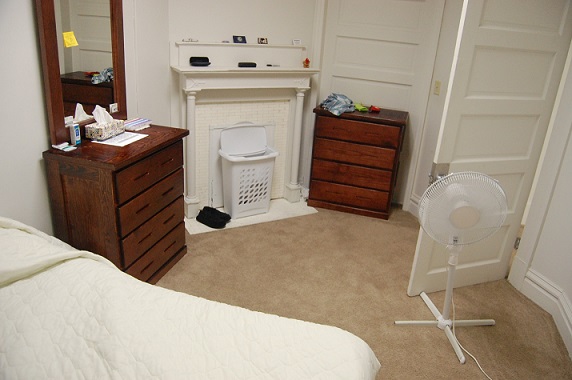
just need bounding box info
[109,103,118,113]
[433,80,441,96]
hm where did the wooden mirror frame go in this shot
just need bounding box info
[35,0,127,145]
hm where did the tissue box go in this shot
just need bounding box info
[85,119,125,141]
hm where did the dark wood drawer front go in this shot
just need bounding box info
[315,117,401,148]
[62,83,113,105]
[313,138,396,170]
[116,141,183,204]
[121,196,184,268]
[118,168,184,236]
[311,159,392,191]
[309,180,389,212]
[126,222,186,282]
[43,126,189,283]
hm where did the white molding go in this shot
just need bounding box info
[521,269,572,359]
[175,42,306,49]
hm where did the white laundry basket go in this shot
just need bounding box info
[219,123,279,219]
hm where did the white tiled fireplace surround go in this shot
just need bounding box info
[171,42,319,217]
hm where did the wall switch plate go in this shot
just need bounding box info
[433,80,441,95]
[109,103,118,113]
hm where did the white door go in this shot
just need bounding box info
[60,0,112,73]
[408,0,572,296]
[319,0,445,205]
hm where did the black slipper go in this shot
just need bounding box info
[196,208,227,229]
[202,206,231,222]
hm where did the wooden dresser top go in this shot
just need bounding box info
[43,125,189,171]
[313,107,409,127]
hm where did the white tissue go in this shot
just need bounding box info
[74,103,91,122]
[93,105,114,125]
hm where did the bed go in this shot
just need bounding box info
[0,216,380,379]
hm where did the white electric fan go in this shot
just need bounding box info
[395,171,508,364]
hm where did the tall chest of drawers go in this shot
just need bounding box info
[308,107,408,220]
[43,125,189,283]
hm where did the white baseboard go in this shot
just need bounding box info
[521,269,572,359]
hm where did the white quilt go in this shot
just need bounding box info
[0,217,380,379]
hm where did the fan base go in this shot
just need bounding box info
[395,291,495,364]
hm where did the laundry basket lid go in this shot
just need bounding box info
[220,123,268,157]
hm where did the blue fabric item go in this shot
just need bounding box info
[319,93,355,116]
[91,67,114,84]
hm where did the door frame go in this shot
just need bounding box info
[407,0,572,296]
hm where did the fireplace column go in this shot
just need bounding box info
[284,88,308,202]
[183,89,200,217]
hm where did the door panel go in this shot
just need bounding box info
[408,0,572,295]
[63,0,112,73]
[320,0,445,204]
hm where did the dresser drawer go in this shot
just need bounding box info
[118,168,184,236]
[315,117,401,148]
[61,83,114,105]
[311,159,392,191]
[313,138,396,170]
[115,141,183,204]
[125,222,186,282]
[309,180,389,212]
[121,196,184,268]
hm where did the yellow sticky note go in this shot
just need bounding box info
[63,31,78,48]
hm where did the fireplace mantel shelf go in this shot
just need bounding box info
[172,66,318,74]
[172,66,318,92]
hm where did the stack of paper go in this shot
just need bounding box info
[124,118,152,131]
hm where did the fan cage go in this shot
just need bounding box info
[418,171,507,246]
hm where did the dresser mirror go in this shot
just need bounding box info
[35,0,127,145]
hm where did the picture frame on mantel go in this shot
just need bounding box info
[258,37,268,44]
[233,35,247,43]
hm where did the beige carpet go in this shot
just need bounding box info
[184,199,317,234]
[157,208,572,380]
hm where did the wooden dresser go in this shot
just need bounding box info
[43,125,189,283]
[308,107,408,219]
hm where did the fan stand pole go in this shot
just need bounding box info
[395,248,495,364]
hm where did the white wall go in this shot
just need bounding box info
[124,0,317,128]
[123,0,170,124]
[509,41,572,356]
[168,0,316,46]
[0,1,53,234]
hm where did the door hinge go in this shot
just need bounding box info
[428,163,450,186]
[514,237,521,250]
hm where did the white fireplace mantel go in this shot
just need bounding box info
[171,43,318,217]
[171,66,319,91]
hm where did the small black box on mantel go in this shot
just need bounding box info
[190,57,210,66]
[238,62,256,68]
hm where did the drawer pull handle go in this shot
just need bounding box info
[162,187,175,197]
[161,158,174,166]
[141,260,155,274]
[163,214,175,225]
[164,240,177,253]
[138,232,152,244]
[134,172,150,181]
[136,203,150,214]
